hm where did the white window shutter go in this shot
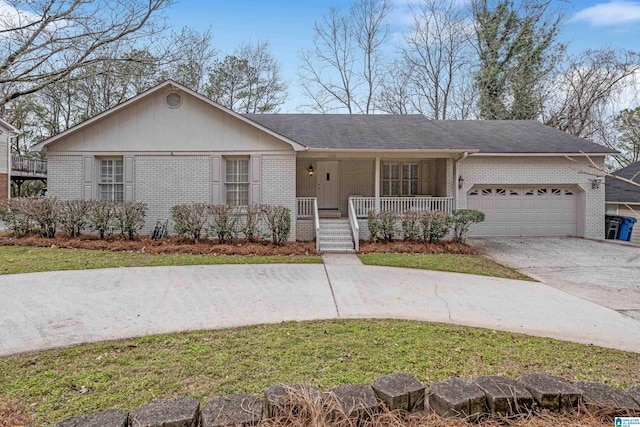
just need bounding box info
[251,155,261,205]
[83,156,93,200]
[211,155,222,204]
[124,156,134,201]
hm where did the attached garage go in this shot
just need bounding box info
[467,186,580,237]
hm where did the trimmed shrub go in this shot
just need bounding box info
[261,205,291,245]
[451,209,485,243]
[170,203,209,243]
[400,211,420,241]
[0,198,32,236]
[420,210,451,243]
[87,200,116,240]
[59,200,89,237]
[378,210,398,242]
[19,197,60,238]
[367,210,381,242]
[208,205,238,243]
[241,204,262,242]
[114,202,147,240]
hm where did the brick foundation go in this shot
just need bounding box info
[0,173,7,201]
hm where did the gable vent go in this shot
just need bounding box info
[166,92,182,108]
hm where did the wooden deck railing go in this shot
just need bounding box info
[11,156,47,176]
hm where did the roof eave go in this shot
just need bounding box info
[470,152,617,156]
[305,148,480,153]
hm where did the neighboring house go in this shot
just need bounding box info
[0,118,19,201]
[33,80,616,251]
[605,161,640,244]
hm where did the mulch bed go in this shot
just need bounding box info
[0,233,477,256]
[358,240,478,255]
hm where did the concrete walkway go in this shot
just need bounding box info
[1,263,640,356]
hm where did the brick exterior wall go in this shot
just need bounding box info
[296,160,316,197]
[135,156,211,234]
[296,219,315,241]
[261,154,297,240]
[339,160,375,215]
[457,156,605,239]
[47,155,84,200]
[0,173,7,201]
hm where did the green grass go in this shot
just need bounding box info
[0,246,321,275]
[359,253,532,281]
[1,319,638,426]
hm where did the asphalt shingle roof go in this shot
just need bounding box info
[245,114,614,155]
[606,161,640,204]
[245,114,466,150]
[430,120,614,154]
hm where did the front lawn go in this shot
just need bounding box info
[1,319,638,426]
[0,246,321,275]
[359,253,532,281]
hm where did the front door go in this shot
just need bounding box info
[317,161,339,209]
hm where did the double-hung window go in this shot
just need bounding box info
[225,158,249,206]
[382,162,418,196]
[99,158,124,202]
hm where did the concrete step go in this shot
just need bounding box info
[319,241,355,250]
[320,234,353,242]
[320,248,356,254]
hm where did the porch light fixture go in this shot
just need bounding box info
[458,175,464,189]
[307,165,315,176]
[592,176,603,189]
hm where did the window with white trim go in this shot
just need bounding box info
[225,158,249,206]
[98,158,124,202]
[382,163,418,196]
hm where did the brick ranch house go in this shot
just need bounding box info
[33,80,616,251]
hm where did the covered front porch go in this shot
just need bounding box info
[294,153,459,251]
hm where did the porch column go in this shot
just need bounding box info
[374,156,381,212]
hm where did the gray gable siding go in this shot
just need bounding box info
[606,161,640,204]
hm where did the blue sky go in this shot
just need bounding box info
[167,0,640,111]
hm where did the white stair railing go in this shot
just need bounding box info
[347,197,360,252]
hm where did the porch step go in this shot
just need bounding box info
[317,219,355,254]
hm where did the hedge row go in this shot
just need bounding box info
[0,198,293,245]
[368,209,485,243]
[0,198,146,240]
[170,203,291,245]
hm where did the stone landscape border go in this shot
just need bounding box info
[54,372,640,427]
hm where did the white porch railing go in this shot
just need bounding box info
[350,196,455,218]
[296,197,316,219]
[313,198,320,252]
[347,197,360,252]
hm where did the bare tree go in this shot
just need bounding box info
[351,0,392,113]
[400,0,473,119]
[299,7,359,113]
[164,27,217,92]
[298,0,391,113]
[0,0,172,107]
[544,49,640,140]
[377,62,414,114]
[205,41,287,113]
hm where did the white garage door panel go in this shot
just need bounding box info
[468,186,577,237]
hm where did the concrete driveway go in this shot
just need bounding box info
[471,237,640,319]
[2,258,640,356]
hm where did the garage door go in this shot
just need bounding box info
[467,186,577,236]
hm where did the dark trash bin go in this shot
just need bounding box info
[617,216,637,241]
[605,215,622,240]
